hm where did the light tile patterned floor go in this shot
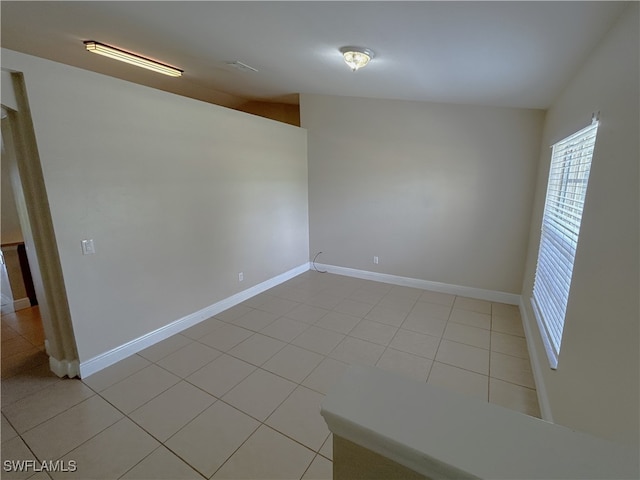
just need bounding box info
[1,271,540,479]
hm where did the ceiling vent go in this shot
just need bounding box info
[224,61,258,73]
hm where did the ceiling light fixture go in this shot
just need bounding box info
[339,46,375,72]
[84,41,183,77]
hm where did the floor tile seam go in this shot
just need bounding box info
[397,328,444,343]
[488,370,537,391]
[258,353,327,387]
[253,305,302,318]
[317,450,332,463]
[344,330,394,348]
[286,319,328,343]
[489,348,533,362]
[1,411,21,442]
[363,315,407,331]
[259,324,311,344]
[440,331,491,352]
[116,444,207,480]
[262,403,331,453]
[180,362,257,400]
[216,392,296,427]
[454,305,493,316]
[328,334,388,359]
[415,296,455,308]
[1,377,64,408]
[214,310,254,325]
[446,317,492,332]
[81,354,154,394]
[154,338,226,368]
[374,344,434,383]
[1,347,48,372]
[489,328,526,340]
[1,332,39,349]
[489,375,538,392]
[9,389,102,435]
[160,396,256,447]
[425,356,537,392]
[376,323,408,373]
[223,339,289,369]
[123,390,215,445]
[278,330,343,360]
[188,326,255,351]
[378,295,418,315]
[490,312,523,322]
[300,453,325,480]
[229,317,280,334]
[3,387,98,438]
[97,371,183,419]
[489,328,526,339]
[8,431,46,466]
[489,349,531,361]
[428,354,489,378]
[3,339,46,355]
[166,415,262,480]
[203,416,318,479]
[20,406,126,464]
[307,319,355,337]
[256,421,325,457]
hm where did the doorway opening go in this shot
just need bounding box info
[1,70,79,378]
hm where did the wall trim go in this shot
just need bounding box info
[519,296,553,422]
[314,263,521,305]
[13,297,31,311]
[79,262,310,378]
[49,355,79,378]
[1,303,15,315]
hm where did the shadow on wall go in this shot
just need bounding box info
[236,100,301,127]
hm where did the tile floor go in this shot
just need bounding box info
[1,271,540,479]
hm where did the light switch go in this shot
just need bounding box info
[81,239,96,255]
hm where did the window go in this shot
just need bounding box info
[531,120,599,369]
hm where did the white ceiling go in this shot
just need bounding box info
[0,1,629,109]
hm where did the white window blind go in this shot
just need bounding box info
[532,120,599,369]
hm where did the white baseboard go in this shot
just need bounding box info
[519,296,553,422]
[314,263,521,305]
[13,297,31,311]
[1,303,15,315]
[79,262,310,378]
[49,355,80,378]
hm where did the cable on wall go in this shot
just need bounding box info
[312,252,327,273]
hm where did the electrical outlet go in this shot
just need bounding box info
[238,272,244,282]
[373,256,379,264]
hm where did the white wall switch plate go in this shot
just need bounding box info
[238,272,244,282]
[81,239,96,255]
[373,256,379,264]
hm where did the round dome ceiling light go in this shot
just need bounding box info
[339,46,375,72]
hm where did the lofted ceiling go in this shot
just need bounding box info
[0,1,630,110]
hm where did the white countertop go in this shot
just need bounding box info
[321,365,638,479]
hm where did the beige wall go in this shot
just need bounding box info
[521,4,639,445]
[1,49,309,363]
[301,94,544,294]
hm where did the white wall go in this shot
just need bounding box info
[301,94,544,294]
[521,4,639,445]
[1,49,309,363]
[1,137,24,244]
[1,71,23,244]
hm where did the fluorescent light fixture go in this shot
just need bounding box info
[84,41,183,77]
[340,46,375,72]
